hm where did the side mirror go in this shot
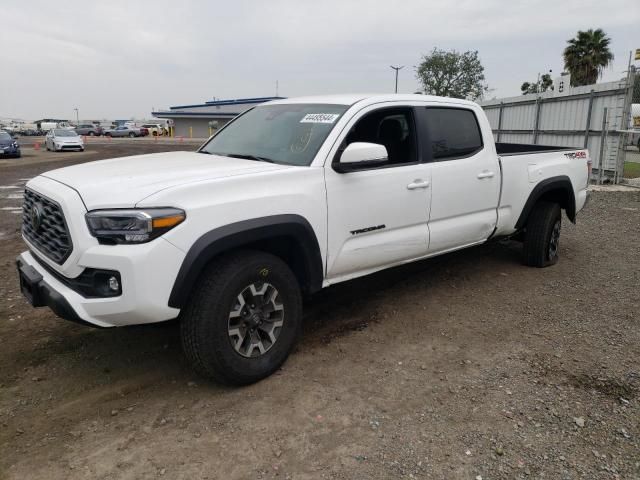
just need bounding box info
[333,142,388,173]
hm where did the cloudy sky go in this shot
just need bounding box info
[1,0,638,120]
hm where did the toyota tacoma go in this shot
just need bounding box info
[17,94,591,384]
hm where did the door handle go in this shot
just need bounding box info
[407,179,430,190]
[477,171,495,179]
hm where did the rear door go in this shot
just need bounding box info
[416,105,500,253]
[324,104,432,282]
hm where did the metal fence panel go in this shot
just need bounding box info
[480,75,635,183]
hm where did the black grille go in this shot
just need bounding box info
[22,189,73,264]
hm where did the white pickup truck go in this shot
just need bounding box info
[17,94,590,384]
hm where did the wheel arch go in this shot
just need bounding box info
[168,214,323,309]
[515,176,576,230]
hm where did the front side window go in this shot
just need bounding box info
[340,107,417,167]
[0,132,11,141]
[422,108,483,160]
[200,103,348,166]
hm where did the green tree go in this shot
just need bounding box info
[520,74,554,95]
[415,48,488,100]
[563,29,614,87]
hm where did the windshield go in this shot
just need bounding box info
[54,129,77,137]
[199,103,348,166]
[0,132,11,141]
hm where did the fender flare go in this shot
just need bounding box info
[168,214,323,309]
[515,175,576,230]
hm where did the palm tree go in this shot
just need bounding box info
[563,29,614,87]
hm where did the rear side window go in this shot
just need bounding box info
[422,108,483,160]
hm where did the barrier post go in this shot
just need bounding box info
[34,142,40,151]
[189,126,193,139]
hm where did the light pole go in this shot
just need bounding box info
[390,65,404,93]
[74,108,79,125]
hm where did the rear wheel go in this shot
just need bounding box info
[180,250,302,385]
[523,201,562,267]
[89,131,95,136]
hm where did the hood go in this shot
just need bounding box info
[41,151,291,209]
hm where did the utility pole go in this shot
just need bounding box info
[73,108,79,125]
[390,65,404,93]
[276,80,279,97]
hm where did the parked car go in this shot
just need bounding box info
[74,124,103,136]
[139,127,150,137]
[45,129,84,152]
[103,125,143,137]
[140,123,165,136]
[17,94,590,385]
[0,130,21,158]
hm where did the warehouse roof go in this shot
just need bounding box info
[152,97,285,119]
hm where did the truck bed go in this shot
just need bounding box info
[496,142,575,156]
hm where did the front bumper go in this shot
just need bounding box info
[17,257,93,327]
[55,143,83,151]
[17,240,185,328]
[0,146,20,156]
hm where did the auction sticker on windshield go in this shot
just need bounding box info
[300,113,340,124]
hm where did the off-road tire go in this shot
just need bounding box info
[180,250,302,385]
[523,201,562,267]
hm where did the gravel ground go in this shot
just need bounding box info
[0,144,639,479]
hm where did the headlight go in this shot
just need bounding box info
[85,208,185,244]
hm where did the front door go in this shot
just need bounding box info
[325,105,432,282]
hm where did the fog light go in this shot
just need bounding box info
[108,276,120,292]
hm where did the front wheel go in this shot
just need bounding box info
[89,131,95,136]
[180,250,302,385]
[523,201,562,267]
[129,132,135,138]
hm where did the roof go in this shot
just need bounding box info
[267,93,479,106]
[152,94,480,119]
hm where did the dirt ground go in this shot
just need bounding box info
[0,142,639,480]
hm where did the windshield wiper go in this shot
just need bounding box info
[225,153,276,164]
[198,150,212,155]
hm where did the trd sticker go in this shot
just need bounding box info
[350,224,386,235]
[300,113,340,124]
[564,151,587,159]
